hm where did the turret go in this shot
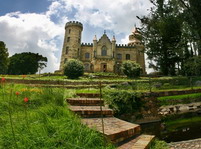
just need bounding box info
[59,21,83,70]
[112,35,116,58]
[93,35,97,58]
[128,27,142,45]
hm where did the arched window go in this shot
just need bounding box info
[117,53,122,60]
[85,53,90,59]
[126,54,130,60]
[69,29,71,34]
[101,46,107,56]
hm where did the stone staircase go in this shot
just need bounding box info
[67,93,155,149]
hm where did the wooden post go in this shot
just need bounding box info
[149,76,152,93]
[99,81,105,135]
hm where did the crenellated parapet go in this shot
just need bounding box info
[65,21,83,30]
[116,44,135,48]
[116,43,143,48]
[81,43,93,47]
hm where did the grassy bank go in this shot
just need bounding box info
[157,93,201,106]
[0,83,114,149]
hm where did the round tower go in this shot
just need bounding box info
[59,21,83,70]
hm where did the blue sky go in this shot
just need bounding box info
[0,0,51,15]
[0,0,152,72]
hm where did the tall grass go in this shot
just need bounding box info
[0,84,115,149]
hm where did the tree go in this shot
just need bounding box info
[8,52,47,75]
[183,56,201,76]
[64,59,84,79]
[178,0,201,55]
[138,0,184,75]
[0,41,9,74]
[121,61,142,78]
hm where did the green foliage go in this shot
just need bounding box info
[104,90,143,115]
[139,0,183,75]
[64,59,84,79]
[0,41,9,74]
[8,52,47,75]
[183,56,201,76]
[157,93,201,106]
[150,139,169,149]
[121,61,142,78]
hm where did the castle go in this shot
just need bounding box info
[59,21,146,74]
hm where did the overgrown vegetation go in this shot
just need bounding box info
[103,90,143,115]
[157,93,201,106]
[0,82,114,148]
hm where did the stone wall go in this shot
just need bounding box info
[159,102,201,116]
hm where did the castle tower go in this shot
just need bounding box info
[59,21,83,70]
[128,27,142,45]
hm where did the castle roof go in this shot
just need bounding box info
[98,33,112,44]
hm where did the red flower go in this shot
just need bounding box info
[24,97,29,103]
[15,92,20,96]
[1,77,5,82]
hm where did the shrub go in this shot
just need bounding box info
[64,59,84,79]
[121,61,142,78]
[150,139,169,149]
[103,90,143,115]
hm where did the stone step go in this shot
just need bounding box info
[69,106,114,117]
[76,93,100,98]
[67,98,104,106]
[82,117,141,143]
[118,134,155,149]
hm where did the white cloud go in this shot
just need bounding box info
[0,2,66,72]
[59,0,152,34]
[0,0,152,72]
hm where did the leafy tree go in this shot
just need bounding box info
[178,0,201,54]
[8,52,47,75]
[64,59,84,79]
[138,0,183,75]
[183,56,201,76]
[121,61,142,78]
[0,41,9,74]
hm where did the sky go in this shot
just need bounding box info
[0,0,152,73]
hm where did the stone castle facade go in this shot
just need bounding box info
[59,21,146,73]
